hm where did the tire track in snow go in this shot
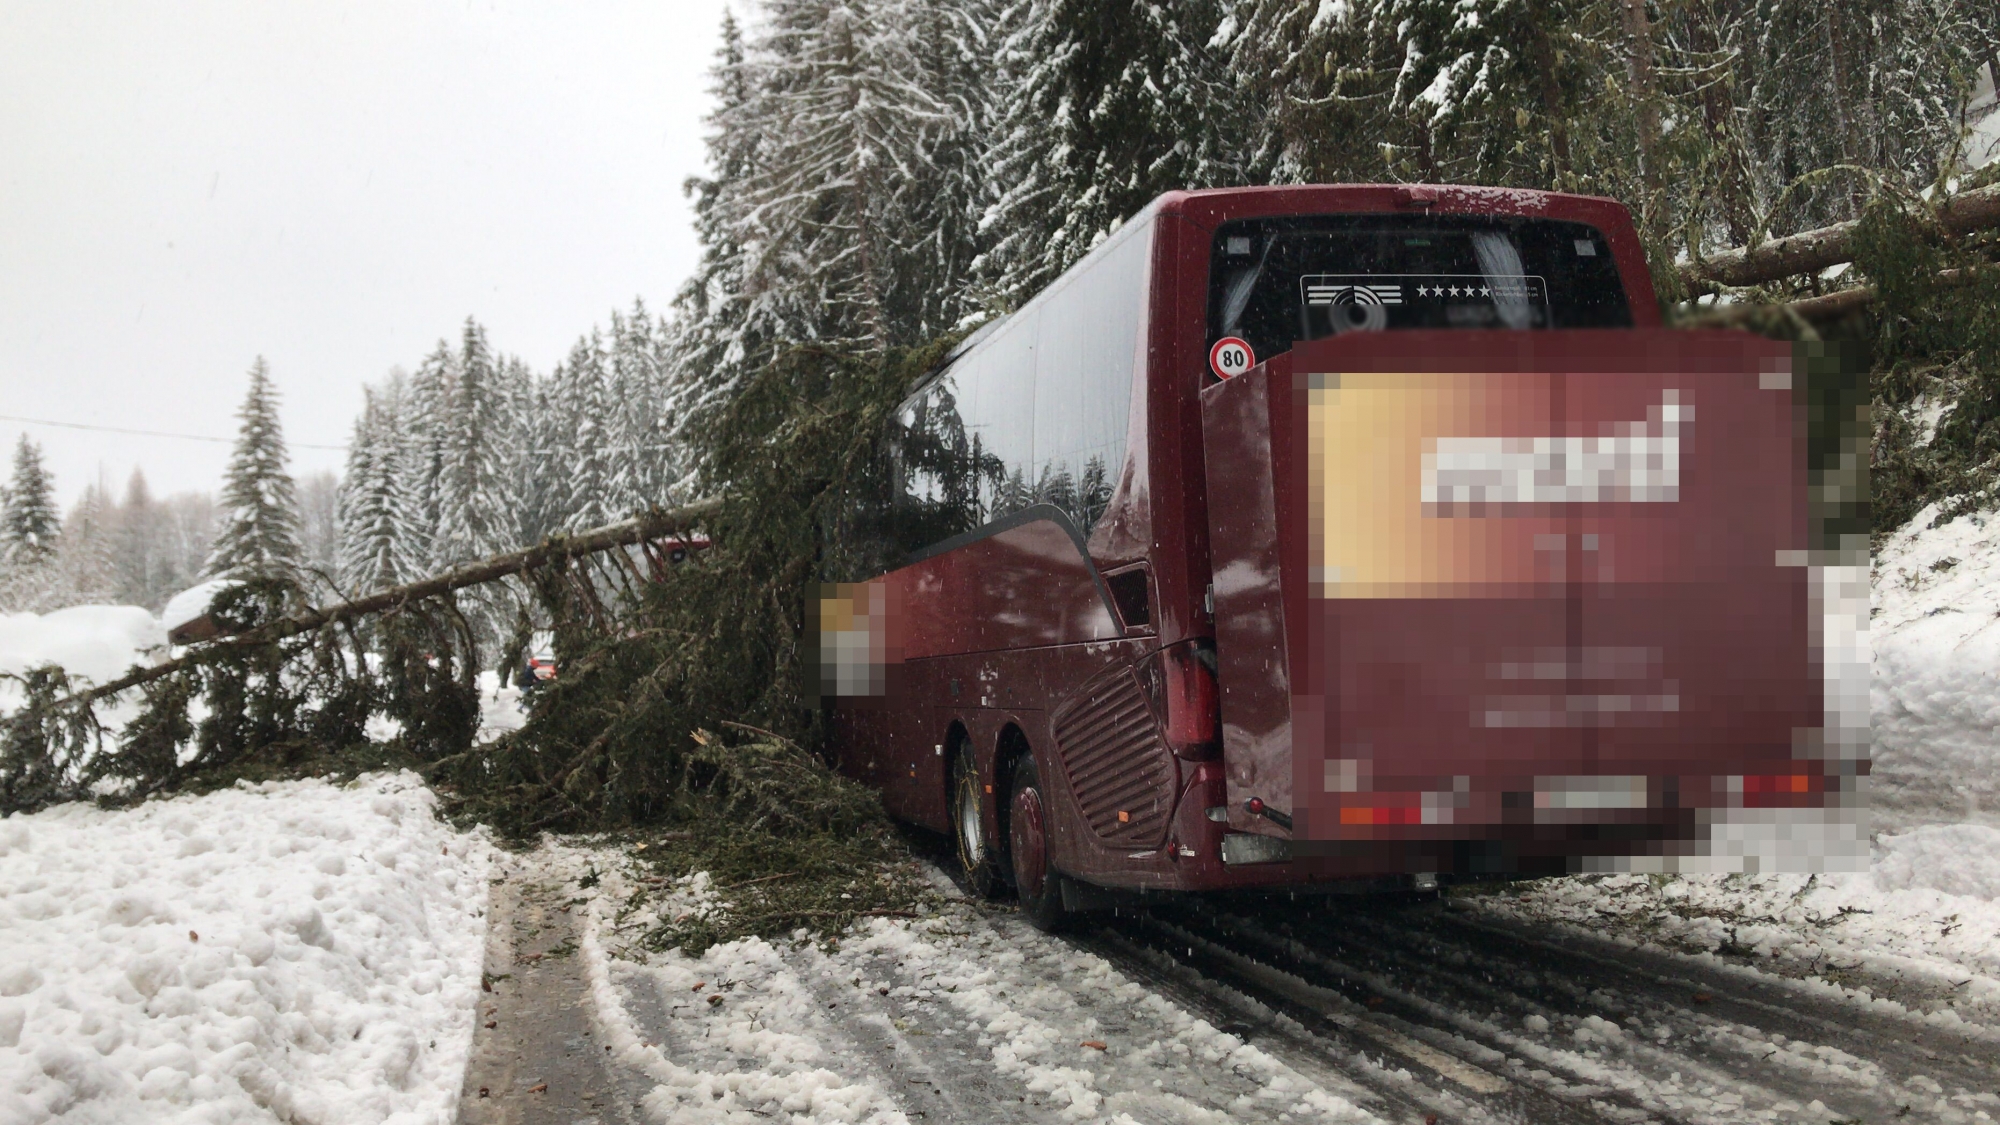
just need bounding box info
[577,844,1395,1124]
[1148,904,1794,1124]
[1330,899,2000,1119]
[829,907,1389,1123]
[1085,893,2000,1124]
[574,849,913,1125]
[565,838,2000,1123]
[1094,911,1619,1125]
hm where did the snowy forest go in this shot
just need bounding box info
[0,431,338,615]
[3,0,1996,625]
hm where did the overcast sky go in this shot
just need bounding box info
[1,0,730,504]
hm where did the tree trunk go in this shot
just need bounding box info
[1621,0,1663,204]
[1526,5,1572,179]
[1679,182,2000,291]
[72,499,721,705]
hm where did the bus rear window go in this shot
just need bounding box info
[1207,215,1632,368]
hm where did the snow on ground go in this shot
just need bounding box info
[0,772,494,1125]
[1871,503,2000,829]
[474,671,526,741]
[534,841,1387,1125]
[0,606,162,685]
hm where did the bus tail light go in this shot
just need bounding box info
[1157,642,1219,756]
[1727,771,1825,808]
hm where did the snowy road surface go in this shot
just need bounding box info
[467,830,2000,1125]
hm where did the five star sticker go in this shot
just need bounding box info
[1415,284,1494,297]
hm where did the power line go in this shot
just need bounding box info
[0,412,688,457]
[0,412,346,451]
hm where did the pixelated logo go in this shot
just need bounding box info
[1421,390,1689,509]
[1304,373,1692,598]
[812,581,899,698]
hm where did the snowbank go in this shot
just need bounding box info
[1874,821,2000,901]
[0,772,492,1125]
[1870,503,2000,827]
[1480,821,2000,1023]
[0,605,162,685]
[0,605,164,725]
[1967,64,1999,169]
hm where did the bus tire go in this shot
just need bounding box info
[950,746,1002,898]
[1008,754,1071,932]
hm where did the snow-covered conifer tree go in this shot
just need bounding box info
[723,0,960,348]
[1,435,61,565]
[204,358,303,582]
[662,0,993,492]
[1226,0,1596,189]
[517,377,569,544]
[433,319,517,567]
[608,300,686,512]
[1228,0,1992,262]
[337,388,413,592]
[110,469,166,608]
[664,11,765,473]
[559,332,618,532]
[606,305,654,518]
[58,483,119,604]
[400,346,453,576]
[981,0,1260,303]
[886,0,1010,333]
[1728,0,1989,229]
[495,353,535,537]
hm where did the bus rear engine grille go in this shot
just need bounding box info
[1053,670,1176,845]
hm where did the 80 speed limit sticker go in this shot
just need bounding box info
[1209,336,1255,379]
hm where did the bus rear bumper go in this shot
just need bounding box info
[1209,805,1866,880]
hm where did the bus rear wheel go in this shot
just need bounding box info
[1008,755,1070,931]
[950,747,1001,898]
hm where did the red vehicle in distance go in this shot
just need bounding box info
[818,184,1863,927]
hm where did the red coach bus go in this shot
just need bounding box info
[817,184,1860,927]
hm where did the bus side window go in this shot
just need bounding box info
[1030,216,1149,536]
[963,312,1038,521]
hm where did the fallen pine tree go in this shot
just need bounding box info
[0,335,968,947]
[1,334,955,815]
[1657,176,1999,539]
[1676,181,2000,295]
